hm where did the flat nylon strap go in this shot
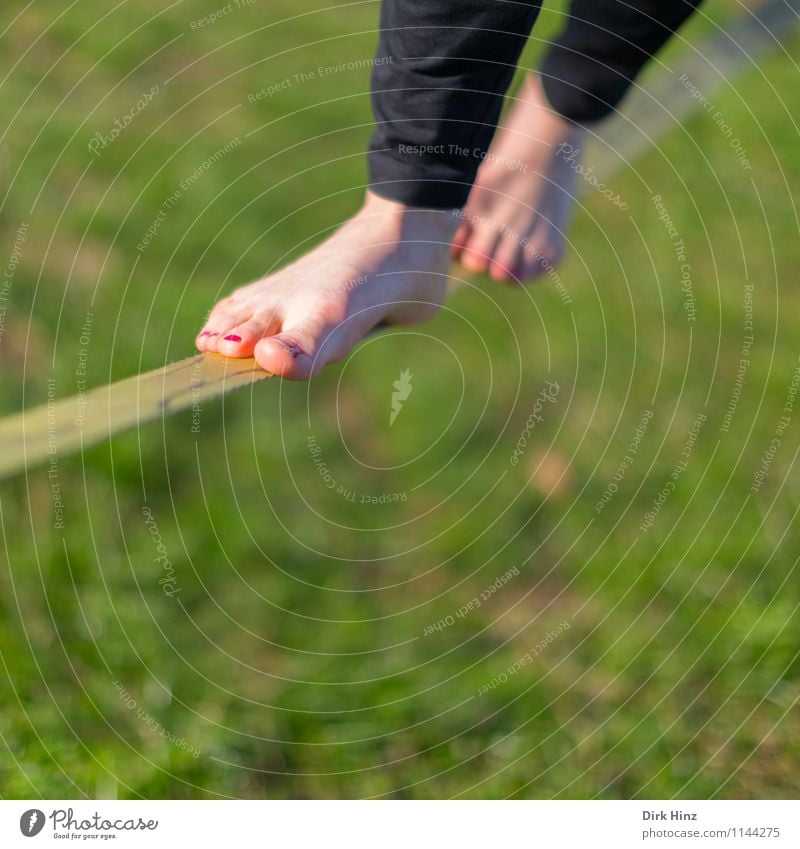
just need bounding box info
[0,354,271,480]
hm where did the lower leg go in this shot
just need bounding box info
[454,0,704,283]
[452,74,586,283]
[541,0,706,125]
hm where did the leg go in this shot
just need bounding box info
[453,0,705,282]
[198,0,544,378]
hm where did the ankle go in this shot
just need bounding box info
[523,74,580,133]
[361,190,460,242]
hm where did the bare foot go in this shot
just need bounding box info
[452,74,587,283]
[196,193,457,379]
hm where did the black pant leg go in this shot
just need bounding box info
[368,0,543,210]
[541,0,705,125]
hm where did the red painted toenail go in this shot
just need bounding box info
[224,334,242,342]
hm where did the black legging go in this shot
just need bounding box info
[368,0,704,209]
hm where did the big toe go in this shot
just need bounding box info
[459,224,501,274]
[253,324,331,380]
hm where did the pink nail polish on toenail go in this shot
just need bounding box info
[224,334,242,342]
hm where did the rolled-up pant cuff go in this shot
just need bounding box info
[367,147,475,209]
[540,50,633,125]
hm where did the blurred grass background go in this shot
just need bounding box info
[1,0,799,798]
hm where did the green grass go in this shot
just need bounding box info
[1,0,799,799]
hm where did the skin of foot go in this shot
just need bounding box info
[452,74,587,283]
[196,192,458,379]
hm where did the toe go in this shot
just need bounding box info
[489,238,524,284]
[197,307,250,352]
[521,235,564,281]
[195,329,212,352]
[253,325,325,380]
[201,326,233,353]
[459,223,502,275]
[450,219,472,260]
[252,308,360,380]
[216,316,279,358]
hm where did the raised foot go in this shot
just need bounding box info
[196,193,457,379]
